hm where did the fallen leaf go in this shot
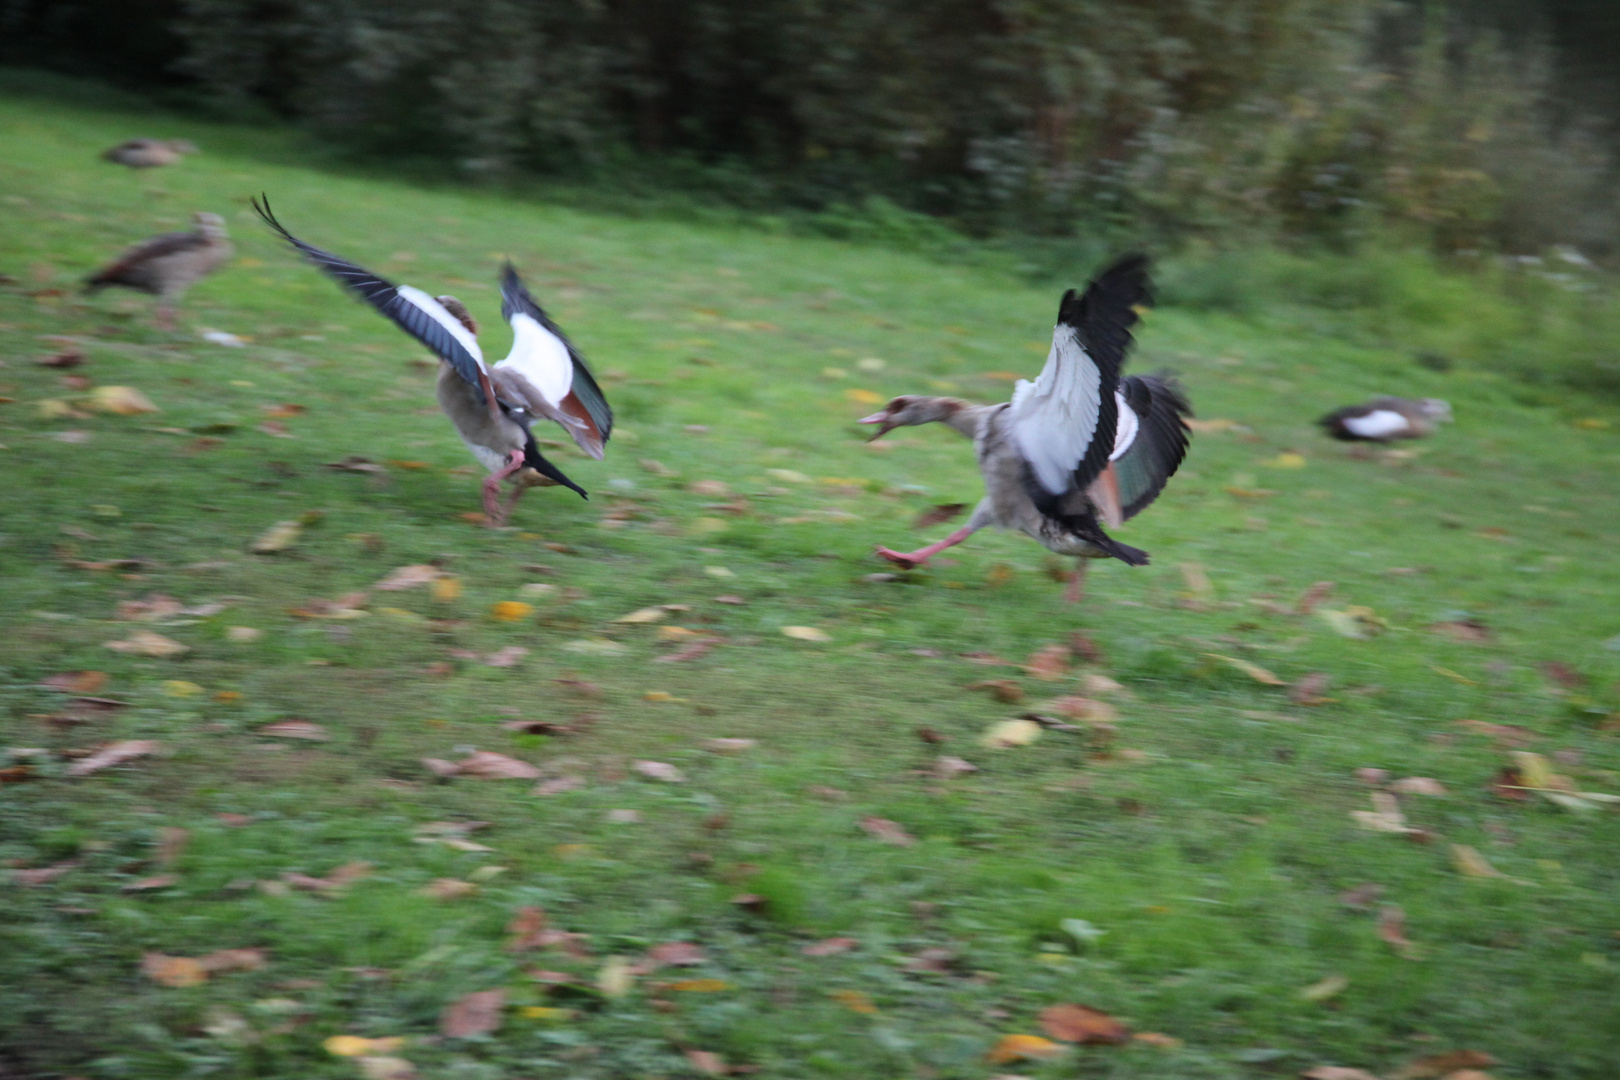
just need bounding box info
[1390,777,1447,796]
[484,646,528,667]
[1539,661,1586,690]
[1039,1003,1130,1044]
[1295,580,1336,614]
[119,594,184,621]
[703,738,756,753]
[249,520,302,554]
[614,606,668,624]
[1048,696,1118,722]
[647,942,706,968]
[357,1057,416,1080]
[1299,973,1350,1002]
[1080,673,1124,694]
[324,1036,407,1057]
[444,751,542,779]
[1338,883,1385,909]
[829,989,879,1014]
[1391,1050,1497,1080]
[1302,1069,1382,1080]
[257,720,329,741]
[1457,719,1537,747]
[374,565,442,590]
[1132,1032,1183,1048]
[934,755,979,779]
[67,739,160,776]
[1377,904,1417,957]
[634,760,686,782]
[198,948,268,973]
[1206,653,1286,685]
[533,776,586,796]
[913,503,966,529]
[859,816,916,846]
[781,625,830,642]
[684,1049,728,1076]
[422,878,478,901]
[490,601,533,622]
[141,952,207,987]
[263,402,306,419]
[987,1034,1064,1064]
[440,989,504,1038]
[1351,792,1412,834]
[1430,619,1492,643]
[596,955,634,997]
[227,626,262,642]
[39,671,108,694]
[1179,561,1215,602]
[1024,644,1070,680]
[1319,606,1386,639]
[1290,672,1332,705]
[980,718,1041,748]
[123,874,178,892]
[1450,844,1506,879]
[801,937,858,956]
[104,630,189,658]
[87,385,159,415]
[971,679,1024,703]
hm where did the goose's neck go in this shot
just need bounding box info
[918,396,982,438]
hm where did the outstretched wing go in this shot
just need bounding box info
[1088,374,1192,526]
[1006,254,1152,505]
[252,195,487,393]
[495,262,612,457]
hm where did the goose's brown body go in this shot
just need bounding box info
[84,212,232,328]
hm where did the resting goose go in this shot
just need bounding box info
[102,138,198,169]
[1319,397,1451,442]
[253,197,611,525]
[860,255,1191,602]
[84,211,233,329]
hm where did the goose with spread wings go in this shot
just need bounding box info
[859,255,1191,601]
[253,197,612,525]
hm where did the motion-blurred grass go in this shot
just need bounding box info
[2,85,1619,1079]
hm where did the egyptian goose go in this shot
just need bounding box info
[253,197,611,525]
[102,139,198,169]
[1319,397,1451,442]
[860,255,1191,601]
[84,211,233,329]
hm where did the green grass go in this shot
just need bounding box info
[3,84,1620,1080]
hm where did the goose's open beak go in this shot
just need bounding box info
[857,412,895,441]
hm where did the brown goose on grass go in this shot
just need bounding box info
[859,255,1192,602]
[102,139,198,169]
[253,197,612,526]
[84,212,233,329]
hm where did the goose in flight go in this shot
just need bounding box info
[253,197,611,525]
[859,255,1191,601]
[1319,397,1451,442]
[84,211,232,329]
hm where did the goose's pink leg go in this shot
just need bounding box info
[1065,558,1088,603]
[875,524,978,570]
[482,450,526,526]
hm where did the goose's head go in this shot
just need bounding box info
[857,395,965,440]
[1417,398,1452,423]
[192,211,228,238]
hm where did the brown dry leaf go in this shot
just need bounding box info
[913,503,966,529]
[1296,580,1337,615]
[88,385,160,415]
[1456,719,1537,748]
[123,874,178,892]
[39,670,108,694]
[506,906,549,951]
[440,988,504,1038]
[533,776,586,796]
[781,625,831,642]
[703,738,756,753]
[1377,904,1417,957]
[422,878,478,901]
[1038,1003,1131,1044]
[1539,661,1586,690]
[198,948,268,973]
[325,455,385,474]
[614,606,669,624]
[1048,696,1118,722]
[859,816,916,846]
[117,594,184,621]
[1081,673,1124,695]
[1302,1069,1383,1080]
[647,942,706,968]
[263,403,306,419]
[934,756,979,779]
[1206,653,1286,686]
[801,937,858,957]
[1390,777,1447,796]
[1132,1032,1183,1048]
[656,635,723,662]
[1450,844,1506,879]
[1290,672,1333,705]
[1024,644,1070,680]
[68,739,160,776]
[1351,792,1411,834]
[258,720,329,741]
[105,630,189,658]
[970,679,1024,703]
[484,646,529,667]
[447,752,541,779]
[1391,1050,1497,1080]
[633,760,686,782]
[142,952,208,987]
[249,520,303,554]
[1429,620,1492,643]
[986,1034,1065,1064]
[684,1049,728,1076]
[374,564,442,590]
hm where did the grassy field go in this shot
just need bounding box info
[2,82,1619,1080]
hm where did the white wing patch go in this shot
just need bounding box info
[396,284,486,369]
[1343,409,1408,438]
[495,312,573,407]
[1109,390,1138,461]
[1007,325,1102,495]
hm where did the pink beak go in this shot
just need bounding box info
[857,411,895,440]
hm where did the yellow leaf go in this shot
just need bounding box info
[490,601,533,622]
[1205,654,1285,685]
[670,978,732,993]
[162,680,203,697]
[781,626,831,642]
[519,1006,573,1021]
[88,385,160,415]
[986,1034,1064,1064]
[981,718,1041,749]
[324,1036,406,1057]
[1451,844,1506,879]
[597,955,634,998]
[1300,974,1350,1001]
[105,630,189,658]
[249,520,302,554]
[614,606,668,624]
[430,576,462,602]
[1510,751,1557,790]
[643,691,675,702]
[844,388,883,404]
[1266,452,1307,468]
[828,989,879,1014]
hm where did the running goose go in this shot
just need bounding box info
[1319,397,1451,442]
[84,211,233,329]
[860,255,1191,601]
[253,197,611,525]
